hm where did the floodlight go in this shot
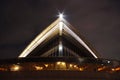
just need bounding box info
[59,13,64,19]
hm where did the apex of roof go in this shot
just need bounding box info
[19,17,100,58]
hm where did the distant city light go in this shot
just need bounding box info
[74,65,77,68]
[35,66,43,70]
[61,62,65,65]
[107,60,110,63]
[69,64,73,67]
[97,66,106,71]
[112,67,120,71]
[79,67,84,71]
[44,64,48,67]
[10,65,20,71]
[57,62,61,65]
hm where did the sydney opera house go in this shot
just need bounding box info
[0,14,120,80]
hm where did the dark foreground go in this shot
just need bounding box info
[0,57,120,80]
[0,70,120,80]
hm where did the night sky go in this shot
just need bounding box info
[0,0,120,60]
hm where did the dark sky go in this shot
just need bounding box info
[0,0,120,60]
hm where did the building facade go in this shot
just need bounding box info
[0,15,120,80]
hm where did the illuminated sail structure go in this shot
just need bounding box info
[19,15,100,58]
[1,15,119,80]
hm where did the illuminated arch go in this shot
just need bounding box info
[19,16,100,58]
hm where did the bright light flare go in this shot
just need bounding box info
[59,13,64,19]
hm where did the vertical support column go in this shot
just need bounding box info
[58,20,63,57]
[59,41,63,57]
